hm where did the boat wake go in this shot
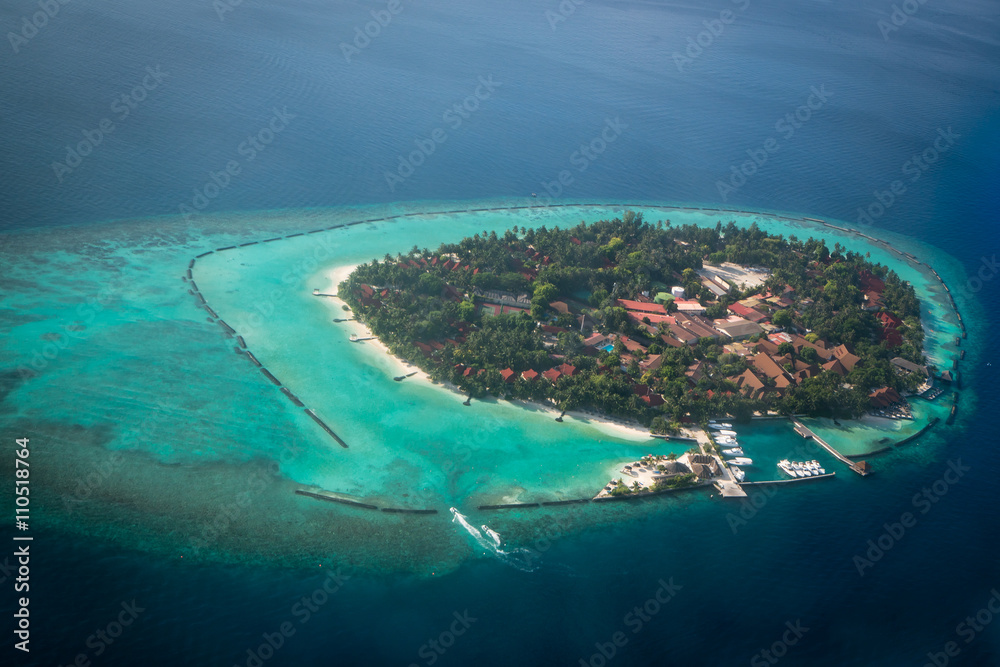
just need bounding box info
[450,508,538,572]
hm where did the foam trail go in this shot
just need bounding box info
[450,507,486,543]
[450,508,538,572]
[481,523,502,548]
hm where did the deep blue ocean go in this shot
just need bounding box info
[2,0,1000,665]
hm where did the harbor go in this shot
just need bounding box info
[792,420,871,476]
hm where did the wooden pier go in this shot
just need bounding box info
[792,420,871,476]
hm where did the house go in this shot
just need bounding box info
[584,333,610,348]
[752,353,790,383]
[890,357,927,376]
[640,354,664,373]
[674,299,706,314]
[832,344,861,372]
[713,317,764,340]
[542,368,562,383]
[688,454,720,478]
[727,302,767,323]
[549,301,570,315]
[822,358,848,376]
[792,335,833,361]
[640,393,665,407]
[879,312,904,329]
[732,369,767,399]
[500,368,516,383]
[620,337,648,354]
[858,271,885,294]
[521,369,539,382]
[660,335,685,348]
[627,311,675,327]
[700,278,728,297]
[676,315,721,341]
[869,386,902,408]
[667,323,699,345]
[558,363,578,377]
[685,360,707,385]
[617,299,667,314]
[863,291,884,311]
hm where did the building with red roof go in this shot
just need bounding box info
[617,299,667,314]
[542,368,562,383]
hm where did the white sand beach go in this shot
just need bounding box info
[319,264,652,442]
[319,264,430,383]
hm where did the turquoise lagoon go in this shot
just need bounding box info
[1,200,980,574]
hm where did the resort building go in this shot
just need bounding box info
[713,316,764,340]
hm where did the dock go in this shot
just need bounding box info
[714,479,748,498]
[792,420,871,476]
[740,472,836,486]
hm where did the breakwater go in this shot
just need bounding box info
[183,257,350,448]
[295,487,437,513]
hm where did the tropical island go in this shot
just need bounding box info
[339,211,931,434]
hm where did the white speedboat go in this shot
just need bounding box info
[715,438,738,446]
[709,423,733,430]
[717,429,737,436]
[722,448,744,456]
[481,525,502,547]
[729,465,746,482]
[728,457,753,466]
[778,460,798,477]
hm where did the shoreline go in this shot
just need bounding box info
[320,264,654,443]
[320,264,431,383]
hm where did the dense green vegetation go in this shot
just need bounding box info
[341,213,926,426]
